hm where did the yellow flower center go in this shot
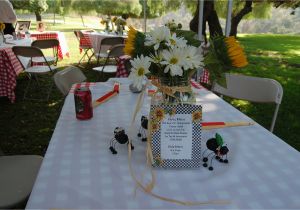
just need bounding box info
[170,39,176,45]
[170,57,178,64]
[137,67,145,76]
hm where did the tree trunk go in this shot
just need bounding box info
[35,12,42,21]
[189,0,223,42]
[230,1,253,37]
[80,15,85,27]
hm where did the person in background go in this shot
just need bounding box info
[0,0,17,35]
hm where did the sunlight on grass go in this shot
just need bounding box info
[48,101,60,107]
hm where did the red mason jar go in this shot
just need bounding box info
[74,87,93,120]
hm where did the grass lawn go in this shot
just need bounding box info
[0,20,299,155]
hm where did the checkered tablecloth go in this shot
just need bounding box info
[79,33,93,53]
[0,47,24,102]
[199,69,210,84]
[116,55,131,78]
[26,78,300,209]
[29,31,70,60]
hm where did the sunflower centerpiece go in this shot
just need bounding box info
[112,17,126,35]
[125,25,203,104]
[204,35,248,86]
[100,16,112,32]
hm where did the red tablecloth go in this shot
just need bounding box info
[116,55,130,78]
[29,31,70,59]
[0,47,23,102]
[79,33,93,52]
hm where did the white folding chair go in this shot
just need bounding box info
[92,44,125,80]
[212,73,283,132]
[12,46,57,100]
[31,39,59,66]
[0,155,43,209]
[54,66,87,96]
[94,37,124,66]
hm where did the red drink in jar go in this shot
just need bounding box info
[74,87,93,120]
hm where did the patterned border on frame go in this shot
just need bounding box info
[150,104,202,168]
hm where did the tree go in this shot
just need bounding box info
[189,0,223,41]
[188,0,300,39]
[140,0,182,18]
[46,0,63,24]
[71,0,94,26]
[29,0,49,21]
[95,0,142,17]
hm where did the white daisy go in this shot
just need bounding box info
[129,55,151,90]
[166,33,187,49]
[160,48,184,76]
[181,46,204,70]
[149,51,163,64]
[145,26,171,50]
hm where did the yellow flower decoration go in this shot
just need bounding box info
[225,36,248,68]
[112,16,117,23]
[124,26,137,56]
[151,121,160,132]
[154,107,165,122]
[192,111,202,122]
[0,22,5,32]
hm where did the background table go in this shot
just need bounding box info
[84,31,126,54]
[29,31,70,60]
[26,78,300,209]
[0,39,31,102]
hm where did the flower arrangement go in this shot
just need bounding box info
[204,35,248,84]
[112,16,126,34]
[100,16,112,31]
[125,23,248,102]
[164,19,182,32]
[125,26,203,80]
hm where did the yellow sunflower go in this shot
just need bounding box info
[124,26,137,56]
[225,36,248,68]
[151,121,160,132]
[154,107,165,121]
[192,111,202,122]
[0,22,5,32]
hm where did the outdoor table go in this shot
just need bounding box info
[0,38,31,102]
[84,31,127,54]
[28,31,70,60]
[26,78,300,209]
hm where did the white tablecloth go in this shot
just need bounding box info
[26,78,300,209]
[86,31,126,54]
[0,38,31,67]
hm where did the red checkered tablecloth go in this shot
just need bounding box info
[0,47,24,102]
[29,31,70,60]
[116,55,131,78]
[79,33,93,53]
[199,69,210,84]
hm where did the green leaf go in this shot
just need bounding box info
[175,30,201,47]
[215,133,223,146]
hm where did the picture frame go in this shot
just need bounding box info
[150,104,202,168]
[36,21,46,32]
[15,21,31,32]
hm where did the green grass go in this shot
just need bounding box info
[0,20,300,155]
